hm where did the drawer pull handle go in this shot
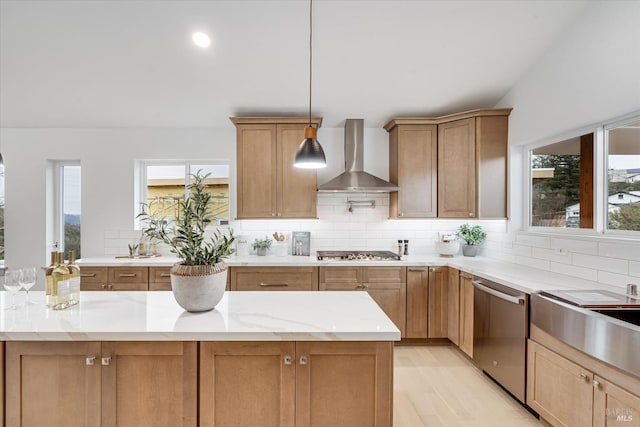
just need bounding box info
[101,357,111,366]
[160,273,171,277]
[81,273,97,277]
[284,355,292,365]
[408,268,426,272]
[119,273,136,278]
[86,356,96,366]
[299,355,308,365]
[259,282,289,287]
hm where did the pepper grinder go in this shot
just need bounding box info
[404,240,409,256]
[397,240,404,256]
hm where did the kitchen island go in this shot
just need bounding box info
[1,291,399,427]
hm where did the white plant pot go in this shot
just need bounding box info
[462,244,480,257]
[170,263,228,312]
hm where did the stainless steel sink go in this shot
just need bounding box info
[531,293,640,377]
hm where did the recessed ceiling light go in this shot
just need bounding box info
[192,32,211,48]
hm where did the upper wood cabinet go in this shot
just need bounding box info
[231,117,322,219]
[388,125,438,218]
[384,108,511,219]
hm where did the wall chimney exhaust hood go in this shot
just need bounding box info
[317,119,400,192]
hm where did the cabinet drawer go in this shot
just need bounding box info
[108,267,148,284]
[363,266,406,284]
[231,267,318,291]
[319,267,362,284]
[80,267,108,284]
[150,267,172,283]
[149,282,172,291]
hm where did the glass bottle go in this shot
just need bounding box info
[45,251,57,308]
[52,252,71,310]
[67,249,80,306]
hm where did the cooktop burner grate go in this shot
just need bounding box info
[316,250,401,261]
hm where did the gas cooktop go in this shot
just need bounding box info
[316,250,401,261]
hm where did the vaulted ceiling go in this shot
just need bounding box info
[0,0,590,128]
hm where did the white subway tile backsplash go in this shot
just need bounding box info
[549,237,598,255]
[515,234,550,249]
[515,256,550,271]
[549,262,598,281]
[597,271,636,290]
[599,242,640,261]
[629,261,640,278]
[104,230,120,239]
[531,247,572,265]
[572,253,628,275]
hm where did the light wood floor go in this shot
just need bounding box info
[394,346,543,426]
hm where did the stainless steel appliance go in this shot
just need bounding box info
[316,250,401,261]
[473,276,528,403]
[539,289,640,308]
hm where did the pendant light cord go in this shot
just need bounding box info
[308,0,313,127]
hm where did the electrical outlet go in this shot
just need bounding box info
[553,247,568,255]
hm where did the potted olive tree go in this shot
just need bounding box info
[139,171,235,312]
[456,223,486,257]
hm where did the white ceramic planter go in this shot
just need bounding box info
[170,263,227,312]
[462,244,480,257]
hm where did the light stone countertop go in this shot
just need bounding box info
[78,254,618,295]
[0,291,400,342]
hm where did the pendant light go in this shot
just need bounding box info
[294,0,326,169]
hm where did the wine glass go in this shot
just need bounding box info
[3,270,22,310]
[20,267,37,305]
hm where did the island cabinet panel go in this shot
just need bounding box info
[230,267,319,291]
[6,341,103,427]
[5,341,197,427]
[405,267,428,338]
[200,342,296,427]
[81,267,148,291]
[459,271,474,358]
[447,267,460,346]
[319,267,406,338]
[80,266,109,290]
[149,266,172,291]
[295,342,393,427]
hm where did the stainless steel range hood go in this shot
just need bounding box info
[317,119,399,192]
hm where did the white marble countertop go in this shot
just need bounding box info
[78,254,617,295]
[0,291,400,342]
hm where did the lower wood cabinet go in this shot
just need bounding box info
[405,266,448,339]
[229,267,319,291]
[0,341,4,425]
[459,271,474,358]
[149,266,172,291]
[447,267,460,346]
[199,341,393,427]
[528,339,640,427]
[5,341,197,427]
[319,266,406,337]
[81,266,149,291]
[427,266,448,338]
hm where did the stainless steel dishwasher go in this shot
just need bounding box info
[473,275,529,403]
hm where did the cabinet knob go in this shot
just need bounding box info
[468,212,474,217]
[271,213,276,217]
[101,356,111,366]
[299,355,308,365]
[430,267,437,272]
[284,355,293,365]
[399,212,404,217]
[108,284,113,289]
[580,373,588,381]
[86,356,96,366]
[101,284,107,289]
[593,380,600,389]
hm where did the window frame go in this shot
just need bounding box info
[136,160,230,229]
[524,110,640,239]
[53,160,81,255]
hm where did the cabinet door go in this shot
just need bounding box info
[459,272,474,357]
[527,340,594,427]
[438,118,476,218]
[200,342,296,427]
[476,115,508,218]
[108,266,149,290]
[447,267,460,345]
[236,124,278,218]
[389,125,437,218]
[405,267,428,338]
[593,375,640,426]
[80,266,108,291]
[231,267,319,291]
[6,341,102,427]
[149,266,172,291]
[278,124,318,218]
[318,266,362,287]
[364,282,407,338]
[101,341,197,427]
[295,341,393,427]
[428,266,448,338]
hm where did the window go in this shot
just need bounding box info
[530,133,593,229]
[53,162,81,258]
[139,161,229,227]
[606,118,640,232]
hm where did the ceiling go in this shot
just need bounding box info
[0,0,590,129]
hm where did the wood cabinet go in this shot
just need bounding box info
[0,341,4,425]
[149,266,172,291]
[81,266,149,291]
[229,267,319,291]
[459,271,474,358]
[405,266,448,339]
[528,335,640,427]
[231,117,322,219]
[447,267,460,346]
[388,124,437,218]
[319,266,406,337]
[384,108,511,219]
[199,341,393,427]
[5,341,197,427]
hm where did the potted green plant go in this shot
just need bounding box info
[252,236,273,256]
[456,223,486,257]
[139,171,235,312]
